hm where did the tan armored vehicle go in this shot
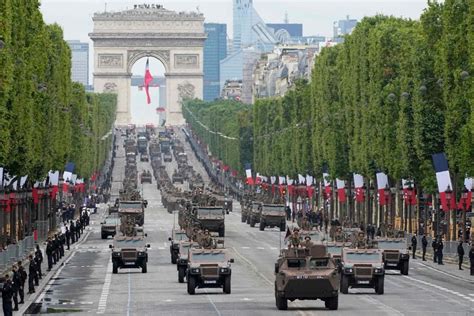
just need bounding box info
[193,206,225,237]
[186,248,234,295]
[101,214,120,239]
[119,200,146,226]
[109,236,150,274]
[259,204,286,231]
[274,244,339,310]
[249,202,262,227]
[340,248,385,294]
[325,242,351,265]
[168,229,189,264]
[375,238,410,275]
[140,170,152,184]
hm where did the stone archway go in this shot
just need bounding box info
[89,5,206,125]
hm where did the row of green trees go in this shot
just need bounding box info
[183,99,252,173]
[186,1,473,197]
[0,0,117,180]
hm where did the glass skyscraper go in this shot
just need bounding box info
[204,23,227,101]
[67,40,89,87]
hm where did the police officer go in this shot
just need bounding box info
[457,241,464,270]
[421,235,428,261]
[11,265,20,311]
[411,235,417,259]
[1,274,14,316]
[46,238,53,271]
[432,238,438,263]
[70,220,76,244]
[28,255,36,294]
[58,234,65,258]
[17,261,26,304]
[35,244,43,279]
[437,237,444,265]
[469,244,474,276]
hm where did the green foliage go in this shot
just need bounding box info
[0,1,117,180]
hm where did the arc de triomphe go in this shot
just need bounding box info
[89,5,205,126]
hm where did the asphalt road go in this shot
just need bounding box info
[24,131,474,315]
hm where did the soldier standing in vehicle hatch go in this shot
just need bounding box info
[303,236,313,248]
[353,232,367,249]
[289,229,301,248]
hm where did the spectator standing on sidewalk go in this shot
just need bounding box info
[457,241,464,270]
[469,244,474,276]
[421,235,428,261]
[432,238,438,263]
[411,234,417,259]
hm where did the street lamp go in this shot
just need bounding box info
[461,187,469,242]
[445,185,453,210]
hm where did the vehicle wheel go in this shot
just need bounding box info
[375,277,384,295]
[241,215,246,223]
[325,295,338,310]
[340,274,349,294]
[187,276,196,295]
[219,227,225,237]
[101,233,107,239]
[112,263,118,274]
[178,267,185,283]
[401,261,409,275]
[223,276,231,294]
[250,219,255,228]
[259,222,265,231]
[275,292,288,310]
[171,254,177,264]
[280,222,286,232]
[246,216,250,225]
[142,262,147,273]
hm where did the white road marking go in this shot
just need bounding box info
[231,247,272,287]
[97,259,113,314]
[256,247,265,250]
[241,246,250,249]
[204,289,222,316]
[405,275,474,303]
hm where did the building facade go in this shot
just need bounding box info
[204,23,227,101]
[67,40,89,86]
[333,16,358,41]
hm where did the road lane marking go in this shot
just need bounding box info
[127,269,132,316]
[204,289,222,316]
[97,259,113,314]
[231,247,272,287]
[404,275,474,304]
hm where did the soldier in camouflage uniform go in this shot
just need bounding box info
[386,224,394,238]
[303,236,313,248]
[334,227,344,242]
[201,230,214,249]
[289,229,301,248]
[353,232,367,249]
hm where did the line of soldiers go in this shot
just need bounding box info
[1,245,43,315]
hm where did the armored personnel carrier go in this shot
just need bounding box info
[340,248,385,294]
[274,244,339,310]
[249,202,262,227]
[101,214,120,239]
[172,170,184,184]
[259,204,286,231]
[194,206,225,237]
[119,200,146,226]
[375,238,410,275]
[186,248,234,295]
[110,236,150,274]
[168,229,189,264]
[140,170,152,184]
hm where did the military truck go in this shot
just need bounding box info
[176,241,200,283]
[101,214,120,239]
[137,136,148,154]
[109,236,150,273]
[325,242,351,265]
[168,229,189,264]
[259,204,286,231]
[249,202,262,227]
[163,152,172,162]
[186,248,234,294]
[195,207,225,237]
[274,244,339,310]
[119,200,146,226]
[140,170,152,184]
[172,170,184,184]
[140,153,150,162]
[375,238,410,275]
[339,248,385,295]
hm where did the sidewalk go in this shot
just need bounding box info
[16,205,107,315]
[414,248,473,279]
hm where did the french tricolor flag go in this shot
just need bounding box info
[432,153,455,211]
[336,178,346,203]
[323,171,331,200]
[245,163,254,185]
[376,172,389,206]
[144,58,153,104]
[353,173,365,203]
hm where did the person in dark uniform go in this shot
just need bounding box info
[46,238,53,271]
[70,221,76,243]
[411,235,417,259]
[469,244,474,276]
[457,241,464,270]
[1,274,14,316]
[28,255,36,294]
[65,227,71,250]
[285,206,291,221]
[76,219,81,240]
[17,261,26,304]
[11,265,20,311]
[35,244,43,279]
[437,238,444,265]
[53,235,60,262]
[58,234,65,258]
[421,235,428,261]
[432,238,438,263]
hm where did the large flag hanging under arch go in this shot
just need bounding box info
[144,58,153,104]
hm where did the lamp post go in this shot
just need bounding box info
[384,184,390,228]
[461,187,469,242]
[445,185,453,240]
[406,183,414,234]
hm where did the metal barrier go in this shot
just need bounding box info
[0,236,36,274]
[409,234,471,256]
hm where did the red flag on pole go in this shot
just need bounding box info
[144,58,153,104]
